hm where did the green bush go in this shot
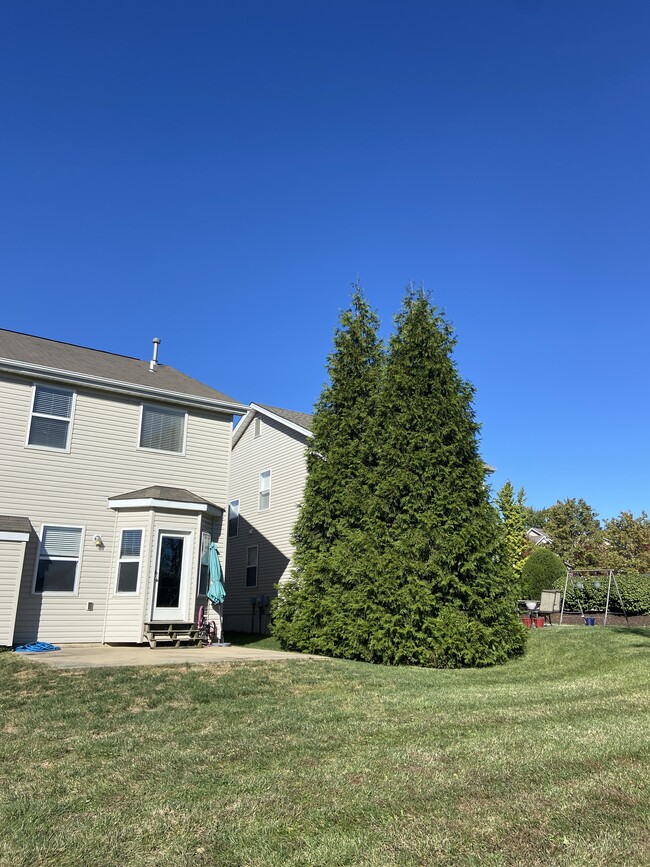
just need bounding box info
[521,548,566,599]
[565,573,650,615]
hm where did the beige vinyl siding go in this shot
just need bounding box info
[0,539,27,645]
[225,413,309,633]
[0,373,232,644]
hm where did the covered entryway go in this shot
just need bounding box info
[106,485,224,646]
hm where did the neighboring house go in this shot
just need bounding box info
[526,527,553,547]
[224,403,312,633]
[0,329,246,646]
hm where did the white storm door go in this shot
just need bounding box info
[151,532,192,621]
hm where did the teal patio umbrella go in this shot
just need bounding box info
[207,543,226,605]
[207,543,227,644]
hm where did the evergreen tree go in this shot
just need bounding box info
[371,288,525,666]
[272,287,385,656]
[495,481,528,592]
[274,286,526,667]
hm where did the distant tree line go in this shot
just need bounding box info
[495,486,650,612]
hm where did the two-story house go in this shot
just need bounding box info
[0,329,246,647]
[224,403,312,633]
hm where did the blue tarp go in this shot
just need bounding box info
[14,642,60,653]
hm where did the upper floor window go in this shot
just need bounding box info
[34,525,83,593]
[116,529,143,594]
[27,385,75,451]
[139,404,186,453]
[254,417,262,438]
[228,500,240,537]
[259,470,271,511]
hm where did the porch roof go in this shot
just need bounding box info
[107,486,223,515]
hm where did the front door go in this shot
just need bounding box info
[151,532,192,621]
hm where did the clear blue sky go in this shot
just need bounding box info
[1,1,648,521]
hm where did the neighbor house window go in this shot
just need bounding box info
[139,404,186,453]
[228,500,240,537]
[34,525,83,593]
[116,529,143,593]
[254,417,262,438]
[198,532,211,596]
[246,546,258,587]
[259,470,271,511]
[27,385,75,450]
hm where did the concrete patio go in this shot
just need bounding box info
[13,643,323,669]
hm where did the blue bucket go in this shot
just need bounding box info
[584,617,596,626]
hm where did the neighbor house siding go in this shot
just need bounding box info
[0,372,233,644]
[0,539,27,646]
[225,413,308,633]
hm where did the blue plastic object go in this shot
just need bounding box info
[14,642,61,653]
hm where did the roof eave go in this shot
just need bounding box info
[232,403,313,447]
[0,357,248,415]
[107,496,223,515]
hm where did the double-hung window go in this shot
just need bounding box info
[246,546,258,587]
[28,385,75,450]
[35,525,83,593]
[259,470,271,511]
[139,404,186,453]
[116,529,143,593]
[228,500,240,538]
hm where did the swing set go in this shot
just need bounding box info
[559,568,629,626]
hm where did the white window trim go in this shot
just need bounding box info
[137,403,188,455]
[246,545,258,588]
[32,523,85,595]
[25,383,76,453]
[228,499,240,538]
[258,469,271,511]
[114,528,144,595]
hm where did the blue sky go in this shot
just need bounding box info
[1,1,648,521]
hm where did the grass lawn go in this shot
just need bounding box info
[1,628,649,867]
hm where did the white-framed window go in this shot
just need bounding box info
[228,500,240,538]
[115,529,143,594]
[198,531,211,596]
[259,470,271,511]
[254,417,262,438]
[34,525,84,593]
[27,384,75,451]
[246,545,258,587]
[139,404,186,453]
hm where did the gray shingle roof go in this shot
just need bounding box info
[110,485,213,504]
[255,403,313,432]
[0,515,32,534]
[0,329,242,406]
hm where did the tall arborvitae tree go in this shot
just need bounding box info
[371,288,525,667]
[275,286,526,667]
[495,481,528,592]
[272,288,385,657]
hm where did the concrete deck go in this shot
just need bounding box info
[13,643,324,670]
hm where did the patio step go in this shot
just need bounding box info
[144,622,199,648]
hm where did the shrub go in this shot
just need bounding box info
[521,548,566,599]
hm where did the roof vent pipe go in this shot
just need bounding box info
[150,337,161,372]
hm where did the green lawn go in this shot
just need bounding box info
[1,628,649,867]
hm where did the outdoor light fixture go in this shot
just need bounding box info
[93,534,103,547]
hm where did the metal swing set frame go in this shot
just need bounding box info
[559,568,629,626]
